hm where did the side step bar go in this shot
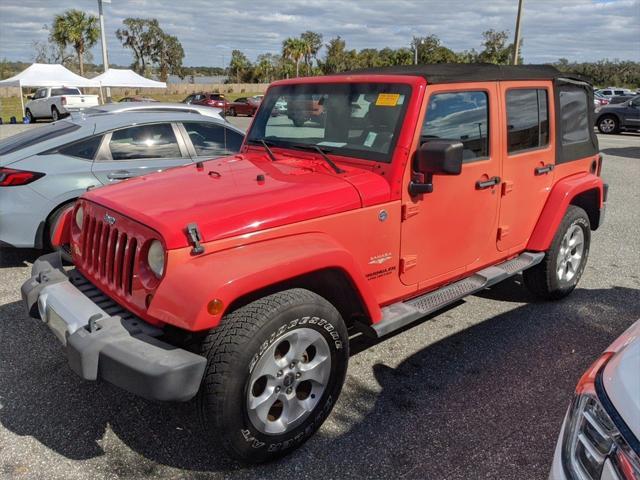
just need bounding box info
[372,252,544,337]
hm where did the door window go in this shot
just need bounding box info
[422,91,489,162]
[183,122,243,155]
[506,89,549,153]
[108,124,182,160]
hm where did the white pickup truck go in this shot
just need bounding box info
[25,87,99,122]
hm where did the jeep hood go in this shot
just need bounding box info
[82,152,390,249]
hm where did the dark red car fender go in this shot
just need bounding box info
[527,172,604,251]
[148,232,382,332]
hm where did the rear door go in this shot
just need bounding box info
[497,81,554,252]
[621,96,640,128]
[400,83,502,288]
[91,122,191,184]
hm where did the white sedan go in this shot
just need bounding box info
[549,320,640,479]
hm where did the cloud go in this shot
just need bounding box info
[0,0,638,67]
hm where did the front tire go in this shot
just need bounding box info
[25,109,34,123]
[597,115,619,134]
[197,288,349,463]
[523,205,591,300]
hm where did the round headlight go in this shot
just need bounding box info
[75,206,83,230]
[147,240,165,278]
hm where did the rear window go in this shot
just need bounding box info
[51,88,81,96]
[59,135,103,160]
[559,89,590,145]
[0,121,81,155]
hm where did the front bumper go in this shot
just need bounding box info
[21,252,206,401]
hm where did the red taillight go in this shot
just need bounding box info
[0,167,45,186]
[61,96,67,106]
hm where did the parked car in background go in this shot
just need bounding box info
[607,94,635,105]
[25,87,99,122]
[118,96,159,103]
[594,92,610,108]
[595,95,640,133]
[181,92,228,109]
[549,319,640,480]
[595,87,634,99]
[81,102,225,120]
[0,111,244,251]
[225,96,261,116]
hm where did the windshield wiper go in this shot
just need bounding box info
[290,144,345,174]
[248,139,277,161]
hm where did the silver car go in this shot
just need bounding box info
[0,111,244,249]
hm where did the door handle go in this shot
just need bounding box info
[107,170,133,180]
[535,164,554,175]
[476,176,501,190]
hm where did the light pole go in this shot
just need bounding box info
[98,0,111,101]
[413,38,424,65]
[512,0,524,65]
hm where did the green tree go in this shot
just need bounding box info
[149,28,184,81]
[319,36,357,74]
[414,35,459,64]
[282,37,307,77]
[300,31,323,75]
[228,49,251,83]
[116,18,158,74]
[254,53,279,82]
[50,10,99,75]
[477,29,519,65]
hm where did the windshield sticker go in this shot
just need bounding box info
[318,141,347,147]
[376,93,400,106]
[364,132,377,147]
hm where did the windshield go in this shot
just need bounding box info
[247,83,412,163]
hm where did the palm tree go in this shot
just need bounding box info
[51,10,99,75]
[282,37,306,77]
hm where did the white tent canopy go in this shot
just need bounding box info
[92,68,167,88]
[0,63,99,88]
[0,63,100,118]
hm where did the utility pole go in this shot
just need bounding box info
[98,0,111,101]
[512,0,524,65]
[413,38,424,65]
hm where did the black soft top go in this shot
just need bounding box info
[341,63,589,85]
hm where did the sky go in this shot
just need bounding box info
[0,0,638,68]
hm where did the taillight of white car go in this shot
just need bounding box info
[0,167,45,186]
[561,352,640,480]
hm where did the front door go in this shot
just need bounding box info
[497,82,555,252]
[400,83,502,289]
[91,122,191,184]
[621,97,640,129]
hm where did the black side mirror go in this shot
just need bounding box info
[409,139,464,195]
[27,95,34,100]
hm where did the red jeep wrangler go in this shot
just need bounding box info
[22,64,606,463]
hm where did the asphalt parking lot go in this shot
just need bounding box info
[0,129,638,480]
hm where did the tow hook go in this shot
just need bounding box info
[186,223,205,255]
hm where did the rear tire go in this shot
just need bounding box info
[523,205,591,300]
[51,106,60,121]
[197,288,349,463]
[597,115,619,134]
[230,107,237,117]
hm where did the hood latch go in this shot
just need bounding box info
[186,223,205,255]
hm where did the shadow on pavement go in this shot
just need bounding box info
[601,146,640,159]
[1,285,638,478]
[0,248,40,269]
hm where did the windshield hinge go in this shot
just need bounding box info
[186,223,205,255]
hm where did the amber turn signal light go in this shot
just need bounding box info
[207,299,224,316]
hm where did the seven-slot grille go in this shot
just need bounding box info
[77,208,138,296]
